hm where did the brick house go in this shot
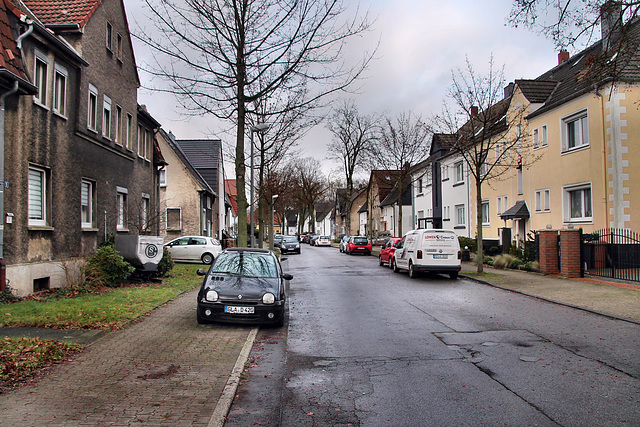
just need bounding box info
[173,138,225,239]
[2,0,163,296]
[156,129,216,241]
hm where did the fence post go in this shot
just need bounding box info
[538,229,559,275]
[560,229,581,278]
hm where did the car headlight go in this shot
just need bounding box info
[262,292,276,304]
[295,244,300,248]
[205,290,219,302]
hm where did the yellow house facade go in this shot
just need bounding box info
[471,22,640,245]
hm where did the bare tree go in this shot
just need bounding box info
[367,112,431,237]
[433,56,535,273]
[326,100,378,235]
[509,0,635,50]
[292,158,327,234]
[135,0,374,247]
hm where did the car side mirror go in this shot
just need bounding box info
[282,273,294,281]
[197,268,207,276]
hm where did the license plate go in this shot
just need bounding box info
[225,306,254,314]
[433,254,448,259]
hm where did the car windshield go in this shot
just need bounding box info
[320,236,329,239]
[283,236,298,243]
[353,237,368,244]
[211,252,278,278]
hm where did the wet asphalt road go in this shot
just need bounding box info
[226,244,640,426]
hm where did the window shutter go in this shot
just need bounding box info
[29,169,43,220]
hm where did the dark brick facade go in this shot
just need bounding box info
[3,0,161,295]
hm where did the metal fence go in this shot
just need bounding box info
[581,228,640,282]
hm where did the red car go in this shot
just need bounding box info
[346,236,372,255]
[379,237,401,267]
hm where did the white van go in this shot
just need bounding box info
[393,229,461,279]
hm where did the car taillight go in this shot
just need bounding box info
[417,250,422,259]
[458,251,462,259]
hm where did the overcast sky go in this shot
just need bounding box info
[127,0,563,180]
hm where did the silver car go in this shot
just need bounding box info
[165,236,222,264]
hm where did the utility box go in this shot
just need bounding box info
[115,235,164,272]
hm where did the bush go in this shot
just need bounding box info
[522,261,540,272]
[489,246,500,256]
[508,258,524,269]
[509,243,524,259]
[458,236,476,253]
[85,244,134,288]
[156,247,175,277]
[0,285,21,305]
[493,254,515,269]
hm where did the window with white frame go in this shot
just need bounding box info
[562,111,589,152]
[481,200,490,226]
[455,205,465,226]
[159,168,166,187]
[535,189,551,212]
[34,50,48,106]
[116,187,128,230]
[126,113,133,150]
[141,194,150,230]
[441,165,449,180]
[28,166,47,226]
[533,125,548,149]
[417,178,423,194]
[88,84,98,131]
[81,180,94,228]
[563,183,592,222]
[102,96,112,139]
[137,124,143,157]
[166,207,182,230]
[497,196,508,215]
[144,129,151,161]
[53,63,67,116]
[454,161,464,183]
[115,105,122,144]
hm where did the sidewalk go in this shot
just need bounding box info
[0,288,253,426]
[460,262,640,324]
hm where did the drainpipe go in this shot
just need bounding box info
[16,20,34,50]
[594,84,609,228]
[0,81,19,292]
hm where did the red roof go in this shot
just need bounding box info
[0,0,29,81]
[22,0,101,27]
[225,179,238,216]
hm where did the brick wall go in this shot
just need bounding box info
[560,229,581,278]
[539,230,559,275]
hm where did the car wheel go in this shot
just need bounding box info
[379,255,384,266]
[201,253,214,265]
[388,256,394,268]
[393,259,400,273]
[409,261,417,279]
[449,272,458,280]
[197,310,208,324]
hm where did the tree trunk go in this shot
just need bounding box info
[475,177,484,273]
[397,180,404,237]
[236,99,248,247]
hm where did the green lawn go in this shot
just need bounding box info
[0,263,204,330]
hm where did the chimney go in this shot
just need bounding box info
[504,82,515,99]
[470,106,478,117]
[601,1,623,51]
[558,50,570,65]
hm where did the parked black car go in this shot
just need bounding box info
[280,235,301,254]
[196,248,293,326]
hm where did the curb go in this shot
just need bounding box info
[460,274,640,326]
[208,327,259,427]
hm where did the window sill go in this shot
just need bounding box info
[33,99,49,111]
[454,225,466,230]
[53,111,68,121]
[561,145,590,155]
[453,182,465,188]
[82,227,99,232]
[116,227,129,232]
[28,225,54,231]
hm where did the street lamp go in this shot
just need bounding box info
[270,194,279,251]
[250,123,269,248]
